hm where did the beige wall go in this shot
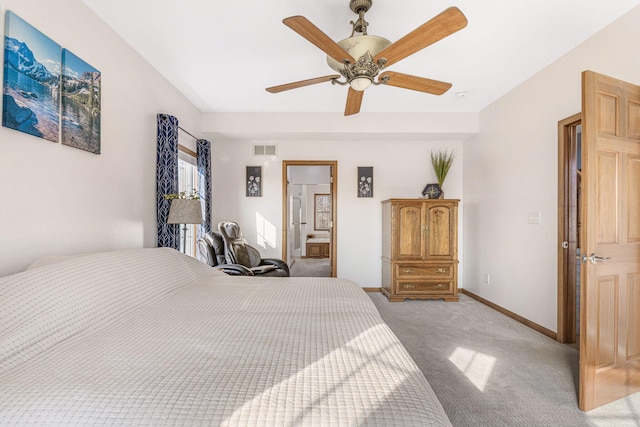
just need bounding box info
[202,111,477,286]
[0,0,201,276]
[207,136,465,287]
[463,5,640,332]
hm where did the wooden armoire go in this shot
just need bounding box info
[381,199,459,302]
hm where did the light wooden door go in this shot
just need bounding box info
[395,202,425,259]
[425,204,455,260]
[580,70,640,411]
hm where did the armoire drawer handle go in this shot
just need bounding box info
[402,284,416,289]
[435,283,446,290]
[402,269,414,274]
[434,268,447,274]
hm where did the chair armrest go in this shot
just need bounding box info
[216,264,255,276]
[261,258,290,276]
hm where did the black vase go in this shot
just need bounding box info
[421,183,442,199]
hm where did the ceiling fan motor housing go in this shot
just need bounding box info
[349,0,372,14]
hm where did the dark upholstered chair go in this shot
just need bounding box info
[197,231,255,276]
[218,221,290,277]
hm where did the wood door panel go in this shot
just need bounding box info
[597,151,619,244]
[426,205,452,258]
[397,205,423,258]
[628,274,640,360]
[628,100,640,139]
[628,156,640,242]
[597,93,619,135]
[596,276,618,370]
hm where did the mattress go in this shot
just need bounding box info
[0,248,450,426]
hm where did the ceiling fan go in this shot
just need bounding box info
[266,0,468,116]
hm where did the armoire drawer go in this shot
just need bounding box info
[395,264,453,279]
[395,280,454,295]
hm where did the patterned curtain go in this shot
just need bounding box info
[156,114,180,249]
[197,139,212,240]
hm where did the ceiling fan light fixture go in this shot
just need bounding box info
[326,35,391,73]
[349,76,372,91]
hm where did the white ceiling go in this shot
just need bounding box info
[83,0,640,114]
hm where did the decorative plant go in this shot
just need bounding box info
[430,148,455,188]
[164,189,200,200]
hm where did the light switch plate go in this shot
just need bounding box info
[528,211,541,224]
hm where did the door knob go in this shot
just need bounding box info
[581,253,611,264]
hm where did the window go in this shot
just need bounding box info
[178,147,199,257]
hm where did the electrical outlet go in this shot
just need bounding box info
[484,274,490,284]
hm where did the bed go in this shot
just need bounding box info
[306,234,330,258]
[0,248,451,425]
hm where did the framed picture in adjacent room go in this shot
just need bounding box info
[246,166,262,197]
[357,166,373,198]
[2,11,61,142]
[314,193,331,230]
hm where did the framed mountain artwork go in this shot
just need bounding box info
[61,49,101,154]
[2,11,61,142]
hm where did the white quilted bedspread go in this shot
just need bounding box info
[0,248,450,426]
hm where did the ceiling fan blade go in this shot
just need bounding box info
[283,16,356,64]
[373,7,467,68]
[380,71,452,95]
[266,75,341,93]
[345,88,364,116]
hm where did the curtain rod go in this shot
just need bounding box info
[179,126,198,141]
[160,114,199,141]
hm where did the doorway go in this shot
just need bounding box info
[282,160,337,277]
[557,113,581,346]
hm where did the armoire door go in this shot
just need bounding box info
[395,202,425,259]
[425,203,456,260]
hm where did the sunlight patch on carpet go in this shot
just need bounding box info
[448,347,496,391]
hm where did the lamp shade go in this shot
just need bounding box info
[167,199,203,224]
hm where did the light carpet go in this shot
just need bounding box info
[289,257,331,277]
[368,292,640,427]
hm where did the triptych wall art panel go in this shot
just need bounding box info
[61,49,101,154]
[2,11,101,153]
[2,11,60,142]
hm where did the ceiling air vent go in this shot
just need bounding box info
[254,145,277,156]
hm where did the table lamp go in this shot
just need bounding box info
[167,199,203,253]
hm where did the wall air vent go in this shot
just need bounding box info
[254,145,277,156]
